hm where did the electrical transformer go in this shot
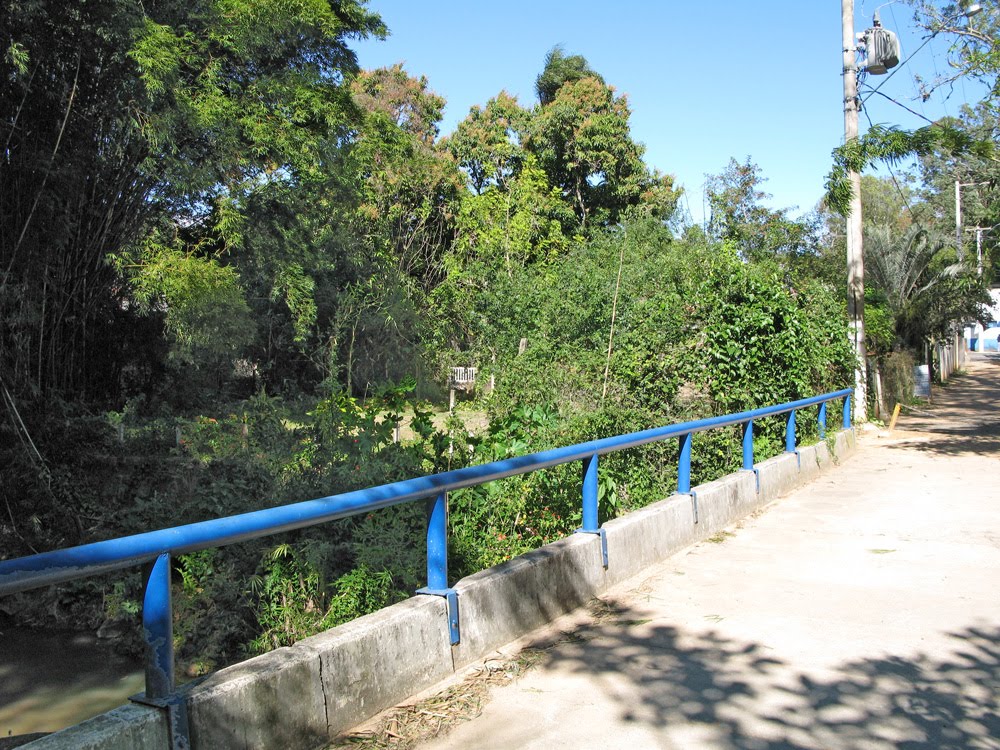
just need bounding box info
[864,18,900,75]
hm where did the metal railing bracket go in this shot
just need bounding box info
[416,587,460,645]
[575,527,609,569]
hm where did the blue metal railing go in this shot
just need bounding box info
[0,388,852,706]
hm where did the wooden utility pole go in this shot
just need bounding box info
[843,0,868,423]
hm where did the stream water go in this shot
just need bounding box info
[0,627,144,739]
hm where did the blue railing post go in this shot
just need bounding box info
[425,492,448,591]
[419,492,460,645]
[742,420,754,470]
[576,453,608,568]
[785,410,797,453]
[818,402,827,439]
[843,394,852,429]
[678,433,693,494]
[581,453,599,532]
[142,553,174,700]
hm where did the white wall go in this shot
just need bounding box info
[989,286,1000,325]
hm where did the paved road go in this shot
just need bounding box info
[414,354,1000,750]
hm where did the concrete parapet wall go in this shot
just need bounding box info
[20,705,167,750]
[26,429,855,750]
[452,533,607,670]
[187,642,327,748]
[304,595,453,733]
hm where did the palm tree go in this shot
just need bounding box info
[864,223,987,348]
[534,46,603,106]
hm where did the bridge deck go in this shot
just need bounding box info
[342,355,1000,750]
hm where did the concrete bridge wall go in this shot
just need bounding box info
[26,430,855,750]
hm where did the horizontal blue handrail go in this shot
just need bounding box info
[0,389,850,594]
[0,387,852,708]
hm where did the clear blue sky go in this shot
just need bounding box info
[352,1,986,223]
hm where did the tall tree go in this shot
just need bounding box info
[452,156,573,278]
[528,75,678,229]
[447,92,531,194]
[230,64,463,395]
[0,0,384,401]
[349,65,463,291]
[534,45,604,106]
[706,158,814,261]
[914,106,1000,273]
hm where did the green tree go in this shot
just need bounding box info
[906,0,1000,101]
[706,158,815,262]
[349,65,463,291]
[809,174,920,287]
[858,174,919,231]
[527,74,678,229]
[351,63,445,146]
[0,0,384,402]
[912,106,1000,276]
[864,224,990,347]
[447,92,531,194]
[121,229,256,372]
[452,156,573,279]
[222,175,367,391]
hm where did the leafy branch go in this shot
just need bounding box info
[825,122,993,215]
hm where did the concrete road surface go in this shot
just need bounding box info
[410,354,1000,750]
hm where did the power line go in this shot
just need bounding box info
[926,35,952,118]
[861,85,936,123]
[861,33,937,105]
[887,1,931,117]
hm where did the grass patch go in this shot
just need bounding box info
[707,531,735,544]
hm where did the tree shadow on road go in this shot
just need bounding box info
[536,600,1000,749]
[884,357,1000,457]
[887,420,1000,457]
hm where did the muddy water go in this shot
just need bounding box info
[0,627,144,738]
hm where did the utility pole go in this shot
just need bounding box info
[842,0,867,423]
[955,180,963,252]
[966,226,990,276]
[955,179,989,259]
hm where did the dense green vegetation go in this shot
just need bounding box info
[1,0,995,671]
